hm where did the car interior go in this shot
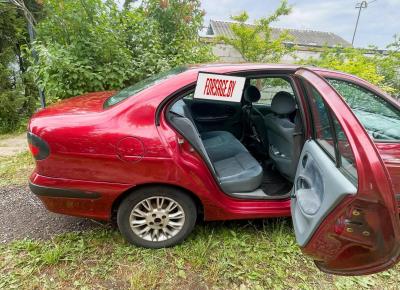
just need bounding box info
[167,75,305,200]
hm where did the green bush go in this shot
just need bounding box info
[0,3,38,133]
[29,0,214,102]
[301,43,400,97]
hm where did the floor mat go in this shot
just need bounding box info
[260,168,292,196]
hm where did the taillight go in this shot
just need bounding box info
[27,132,50,160]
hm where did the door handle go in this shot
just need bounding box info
[297,175,311,190]
[301,154,308,168]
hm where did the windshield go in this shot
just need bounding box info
[104,66,188,108]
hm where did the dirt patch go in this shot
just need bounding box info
[0,185,107,243]
[0,134,27,157]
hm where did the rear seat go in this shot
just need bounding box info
[169,100,263,193]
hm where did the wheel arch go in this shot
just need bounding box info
[110,183,204,222]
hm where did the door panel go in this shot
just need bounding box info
[185,99,243,138]
[292,68,400,275]
[293,140,356,246]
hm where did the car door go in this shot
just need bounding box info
[320,76,400,211]
[292,68,400,275]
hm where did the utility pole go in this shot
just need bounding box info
[351,1,368,46]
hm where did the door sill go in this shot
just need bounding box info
[227,188,292,200]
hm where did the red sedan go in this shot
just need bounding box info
[28,64,400,275]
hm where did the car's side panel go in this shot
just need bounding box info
[29,66,297,222]
[156,107,292,221]
[376,143,400,208]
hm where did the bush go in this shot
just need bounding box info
[0,3,37,133]
[302,43,400,98]
[29,0,214,102]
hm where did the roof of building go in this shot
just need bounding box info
[206,20,352,48]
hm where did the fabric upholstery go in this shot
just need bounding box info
[214,152,263,193]
[201,131,246,162]
[170,99,263,193]
[264,92,297,180]
[243,85,261,103]
[270,91,296,115]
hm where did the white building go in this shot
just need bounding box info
[203,20,352,64]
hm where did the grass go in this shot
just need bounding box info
[1,140,400,289]
[1,221,400,289]
[0,151,34,186]
[0,132,23,141]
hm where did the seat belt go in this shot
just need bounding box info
[292,111,304,174]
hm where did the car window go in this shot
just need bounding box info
[327,79,400,141]
[303,80,358,185]
[104,66,188,108]
[307,86,336,160]
[332,116,358,182]
[249,77,294,105]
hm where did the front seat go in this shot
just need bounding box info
[242,85,269,152]
[264,91,297,181]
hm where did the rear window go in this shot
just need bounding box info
[104,66,188,108]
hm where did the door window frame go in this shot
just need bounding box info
[300,78,358,186]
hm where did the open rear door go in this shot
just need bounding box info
[292,68,400,275]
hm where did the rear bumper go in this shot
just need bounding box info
[29,172,132,221]
[29,182,102,199]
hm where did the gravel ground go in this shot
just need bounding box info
[0,185,107,243]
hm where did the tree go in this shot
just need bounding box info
[302,38,400,98]
[142,0,213,66]
[217,0,294,62]
[378,35,400,97]
[29,0,214,102]
[0,1,40,132]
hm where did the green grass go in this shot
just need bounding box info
[1,220,400,289]
[0,140,399,289]
[0,151,34,186]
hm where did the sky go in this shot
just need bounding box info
[200,0,400,49]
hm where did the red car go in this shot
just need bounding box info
[28,64,400,275]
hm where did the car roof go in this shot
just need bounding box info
[186,63,301,71]
[183,63,346,76]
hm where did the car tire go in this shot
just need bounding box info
[117,186,197,248]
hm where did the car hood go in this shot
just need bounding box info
[33,91,116,118]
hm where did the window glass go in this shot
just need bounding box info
[328,79,400,141]
[307,86,336,160]
[104,66,188,108]
[250,77,294,105]
[304,80,358,185]
[332,117,358,182]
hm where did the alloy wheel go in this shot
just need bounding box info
[129,196,185,242]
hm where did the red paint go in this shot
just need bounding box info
[204,78,235,97]
[27,64,400,274]
[296,68,400,275]
[28,143,39,157]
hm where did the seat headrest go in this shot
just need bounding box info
[271,91,296,115]
[244,85,261,103]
